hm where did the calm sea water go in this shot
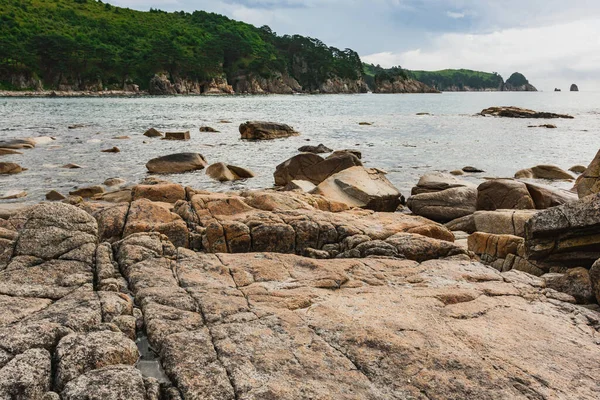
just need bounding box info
[0,92,598,202]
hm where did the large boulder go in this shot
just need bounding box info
[0,348,51,399]
[515,165,574,180]
[274,152,362,186]
[132,183,186,203]
[525,193,600,267]
[0,162,25,174]
[146,153,207,174]
[239,121,299,140]
[542,268,595,304]
[575,149,600,198]
[477,179,535,210]
[143,128,163,138]
[206,163,255,182]
[407,186,477,223]
[480,106,574,119]
[524,182,577,209]
[312,166,402,212]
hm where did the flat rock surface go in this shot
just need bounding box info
[0,201,599,399]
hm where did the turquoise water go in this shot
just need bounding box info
[0,92,598,201]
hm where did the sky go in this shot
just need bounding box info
[110,0,600,91]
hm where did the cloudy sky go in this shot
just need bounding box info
[111,0,600,91]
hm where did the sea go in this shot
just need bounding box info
[0,91,598,202]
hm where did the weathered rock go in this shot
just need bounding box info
[0,148,23,155]
[61,366,147,400]
[407,186,477,222]
[239,121,299,140]
[148,74,176,95]
[93,203,129,243]
[70,186,105,198]
[569,165,587,174]
[575,149,600,198]
[45,190,66,201]
[477,179,535,210]
[590,259,600,304]
[55,331,139,390]
[462,166,484,173]
[411,172,468,195]
[274,152,362,186]
[528,124,557,129]
[480,106,574,119]
[206,163,255,182]
[472,209,538,237]
[112,136,130,140]
[62,163,83,169]
[450,170,464,176]
[0,138,37,149]
[284,180,317,192]
[132,183,186,204]
[524,182,577,209]
[103,178,126,187]
[382,232,467,262]
[143,128,163,138]
[101,146,120,153]
[124,199,188,248]
[542,268,595,304]
[313,166,402,212]
[0,190,26,200]
[298,143,333,154]
[515,165,574,180]
[199,126,219,133]
[525,193,600,267]
[0,348,51,399]
[0,162,25,174]
[164,131,190,141]
[94,189,132,204]
[146,153,207,174]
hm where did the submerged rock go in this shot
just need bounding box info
[480,106,574,119]
[199,126,219,133]
[0,162,25,174]
[146,153,207,174]
[143,128,163,138]
[239,121,299,140]
[164,131,190,141]
[298,143,333,154]
[101,146,120,153]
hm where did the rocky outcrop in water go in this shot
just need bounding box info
[480,106,574,119]
[373,78,439,94]
[571,84,579,92]
[240,121,299,140]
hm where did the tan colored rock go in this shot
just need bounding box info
[0,138,37,149]
[524,182,577,209]
[575,149,600,198]
[274,152,362,186]
[0,162,25,174]
[471,209,538,237]
[46,190,67,201]
[103,178,126,187]
[146,153,207,174]
[164,131,190,140]
[199,126,219,133]
[124,199,188,248]
[407,186,477,222]
[61,366,147,400]
[69,186,105,198]
[62,163,83,169]
[312,166,402,212]
[112,136,130,140]
[542,268,595,304]
[206,163,255,182]
[284,180,317,192]
[143,128,163,138]
[411,172,468,195]
[0,190,26,200]
[132,183,186,204]
[239,121,299,140]
[515,165,574,180]
[569,165,587,174]
[477,179,535,210]
[0,349,51,399]
[590,259,600,304]
[0,148,22,155]
[101,146,120,153]
[94,189,132,203]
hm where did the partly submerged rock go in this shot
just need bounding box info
[69,186,105,198]
[515,165,574,180]
[312,166,402,212]
[298,143,333,154]
[0,162,25,174]
[239,121,299,140]
[143,128,163,138]
[164,131,190,141]
[146,153,207,174]
[199,126,219,133]
[46,190,67,201]
[101,147,120,153]
[206,163,255,182]
[480,106,574,119]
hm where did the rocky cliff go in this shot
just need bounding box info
[373,78,439,94]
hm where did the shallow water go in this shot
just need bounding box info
[0,92,598,202]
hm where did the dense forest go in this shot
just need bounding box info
[0,0,364,91]
[409,69,505,91]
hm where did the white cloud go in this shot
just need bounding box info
[362,18,600,91]
[446,11,465,19]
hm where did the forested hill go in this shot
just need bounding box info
[408,69,537,92]
[0,0,365,93]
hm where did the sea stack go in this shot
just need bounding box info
[570,84,579,92]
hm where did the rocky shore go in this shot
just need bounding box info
[1,114,600,399]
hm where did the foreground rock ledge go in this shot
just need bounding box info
[0,202,599,399]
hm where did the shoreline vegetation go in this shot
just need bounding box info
[1,0,536,96]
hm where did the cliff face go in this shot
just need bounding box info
[318,77,369,94]
[502,82,538,92]
[232,72,302,94]
[373,78,439,94]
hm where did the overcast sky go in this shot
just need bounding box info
[110,0,600,91]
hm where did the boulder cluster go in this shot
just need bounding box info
[1,119,600,399]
